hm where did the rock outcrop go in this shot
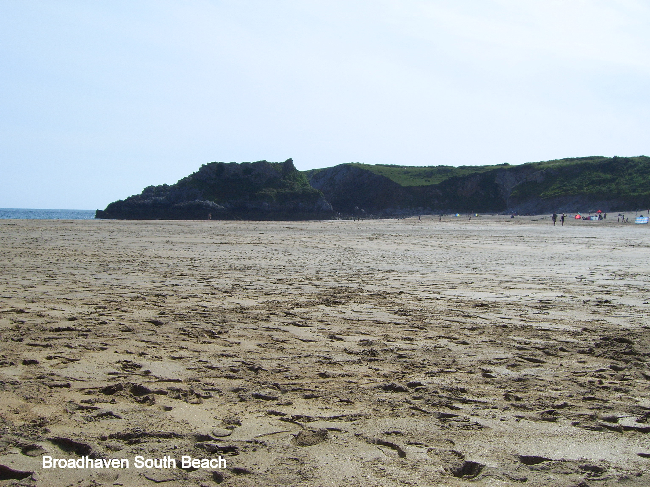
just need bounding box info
[97,156,650,219]
[96,159,333,220]
[309,156,650,215]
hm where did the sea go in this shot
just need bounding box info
[0,208,96,220]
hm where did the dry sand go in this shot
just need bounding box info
[0,215,649,486]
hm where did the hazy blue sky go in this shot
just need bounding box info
[2,0,649,209]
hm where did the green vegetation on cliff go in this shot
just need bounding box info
[346,162,510,186]
[343,156,650,203]
[97,158,329,220]
[306,155,650,214]
[508,156,649,202]
[98,155,650,220]
[177,158,321,205]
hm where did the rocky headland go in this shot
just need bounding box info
[97,156,650,219]
[96,159,333,220]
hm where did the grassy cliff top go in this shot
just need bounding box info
[342,156,622,187]
[347,162,505,186]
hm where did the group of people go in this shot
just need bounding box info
[551,213,566,226]
[552,212,620,224]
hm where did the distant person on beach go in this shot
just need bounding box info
[552,213,557,226]
[561,214,565,226]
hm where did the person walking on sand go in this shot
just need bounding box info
[552,213,557,226]
[561,214,565,226]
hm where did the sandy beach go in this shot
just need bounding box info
[1,215,649,486]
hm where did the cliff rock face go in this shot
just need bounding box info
[308,165,409,214]
[309,157,650,215]
[96,159,333,220]
[494,167,546,205]
[308,165,505,215]
[500,156,650,213]
[97,156,650,219]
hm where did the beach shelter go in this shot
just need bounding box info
[575,214,581,219]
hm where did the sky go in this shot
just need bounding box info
[1,0,649,210]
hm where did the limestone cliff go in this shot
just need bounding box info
[96,159,333,220]
[308,156,650,215]
[97,156,650,219]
